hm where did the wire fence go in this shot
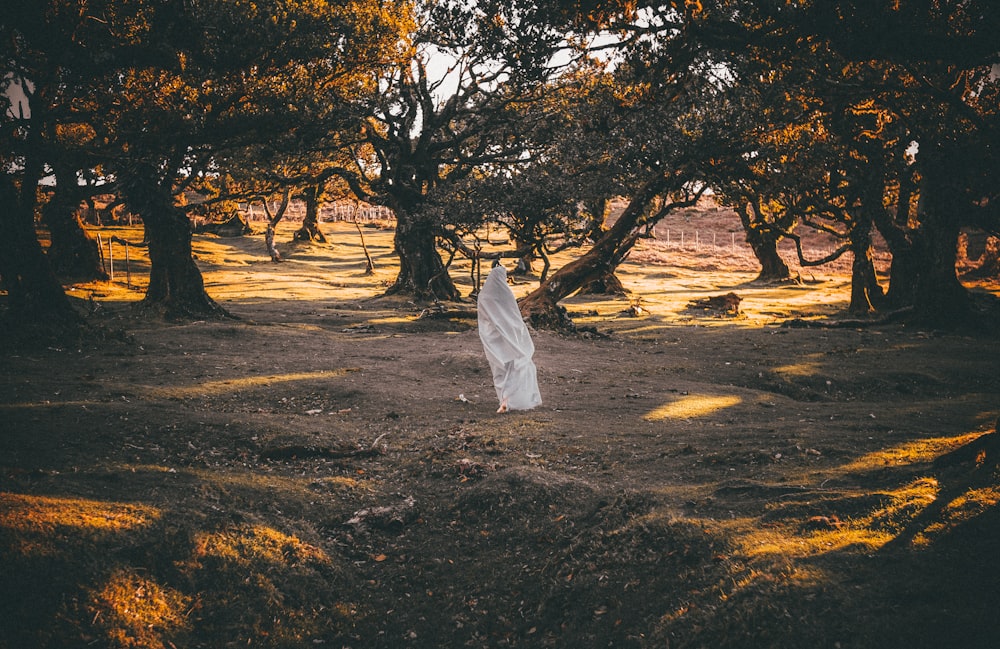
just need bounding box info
[635,228,895,276]
[240,200,395,223]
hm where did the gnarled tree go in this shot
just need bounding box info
[3,0,412,325]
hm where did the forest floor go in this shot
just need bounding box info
[2,205,1000,649]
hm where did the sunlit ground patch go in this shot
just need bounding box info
[138,368,360,399]
[366,314,417,326]
[730,478,941,560]
[727,515,893,560]
[731,429,1000,557]
[644,393,742,421]
[190,523,331,569]
[175,523,359,645]
[312,475,371,490]
[89,568,191,649]
[0,493,160,556]
[185,466,360,502]
[940,485,1000,522]
[772,359,823,377]
[718,564,829,606]
[837,431,988,473]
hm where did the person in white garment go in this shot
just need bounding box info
[476,261,542,412]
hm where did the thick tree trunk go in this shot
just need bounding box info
[42,170,106,280]
[510,231,537,277]
[121,170,227,319]
[909,159,971,326]
[740,203,791,282]
[874,193,967,323]
[848,252,883,314]
[294,185,327,243]
[584,197,610,241]
[0,161,82,340]
[572,201,628,294]
[387,210,460,301]
[871,195,919,310]
[911,212,969,324]
[578,270,628,296]
[883,246,921,310]
[848,217,886,315]
[749,234,791,282]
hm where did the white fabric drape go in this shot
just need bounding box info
[477,265,542,411]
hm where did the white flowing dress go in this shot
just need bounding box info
[477,265,542,411]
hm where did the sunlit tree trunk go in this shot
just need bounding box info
[510,230,537,277]
[570,199,627,294]
[261,189,290,262]
[519,176,667,329]
[294,184,327,243]
[577,270,627,295]
[120,166,226,319]
[265,222,280,261]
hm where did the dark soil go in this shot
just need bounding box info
[2,215,999,649]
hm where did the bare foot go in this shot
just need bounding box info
[497,400,508,413]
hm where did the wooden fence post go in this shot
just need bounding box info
[124,240,131,288]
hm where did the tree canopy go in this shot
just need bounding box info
[2,0,412,324]
[2,0,998,338]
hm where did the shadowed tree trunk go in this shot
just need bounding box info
[388,209,461,301]
[740,201,791,282]
[510,230,537,278]
[0,152,82,339]
[294,184,327,243]
[883,244,922,310]
[848,214,886,315]
[120,166,227,319]
[880,131,994,327]
[42,166,106,281]
[895,159,916,228]
[872,192,920,310]
[911,203,969,324]
[578,271,628,295]
[908,152,971,326]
